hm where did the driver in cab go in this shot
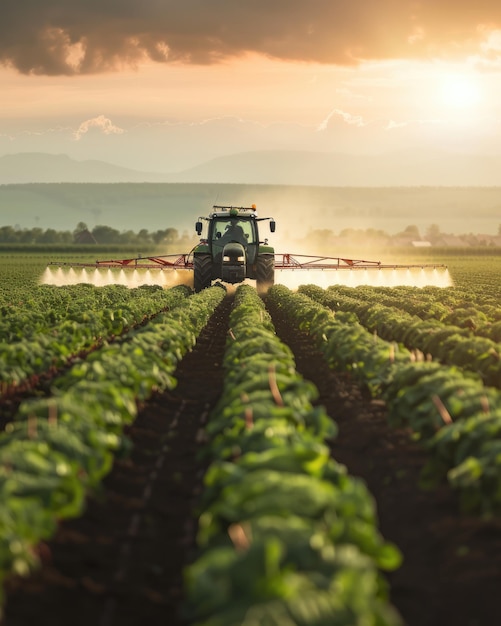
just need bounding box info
[220,220,247,245]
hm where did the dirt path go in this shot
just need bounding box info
[3,293,501,626]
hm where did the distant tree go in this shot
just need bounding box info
[91,225,121,244]
[400,225,420,239]
[165,227,179,244]
[74,222,88,235]
[38,228,60,244]
[60,230,73,244]
[120,230,138,244]
[425,224,441,241]
[152,228,180,246]
[74,229,97,244]
[20,228,43,243]
[365,227,388,239]
[36,228,72,244]
[0,226,17,243]
[152,229,166,245]
[137,228,150,243]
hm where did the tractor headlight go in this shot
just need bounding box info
[223,255,230,262]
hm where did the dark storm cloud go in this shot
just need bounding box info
[1,0,501,75]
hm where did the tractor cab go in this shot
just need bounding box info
[211,217,255,246]
[193,204,276,291]
[210,213,258,267]
[209,208,258,283]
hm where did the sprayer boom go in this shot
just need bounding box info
[47,254,194,271]
[47,253,446,273]
[274,254,446,271]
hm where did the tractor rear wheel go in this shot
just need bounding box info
[194,254,213,292]
[256,254,275,294]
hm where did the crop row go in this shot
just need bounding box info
[266,285,501,515]
[299,284,501,388]
[184,284,401,626]
[0,285,226,616]
[0,284,190,394]
[327,285,501,340]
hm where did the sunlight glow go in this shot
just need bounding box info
[439,74,482,109]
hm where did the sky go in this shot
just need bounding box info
[1,1,501,174]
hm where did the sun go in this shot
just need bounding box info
[439,74,482,109]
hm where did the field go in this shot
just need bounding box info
[0,249,500,626]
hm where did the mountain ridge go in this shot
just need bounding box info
[1,150,501,186]
[0,152,168,184]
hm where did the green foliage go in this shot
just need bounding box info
[0,284,226,606]
[300,283,501,388]
[268,284,501,514]
[184,284,401,626]
[0,284,191,392]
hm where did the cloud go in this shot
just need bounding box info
[386,120,409,131]
[73,115,125,140]
[1,2,501,75]
[317,109,366,131]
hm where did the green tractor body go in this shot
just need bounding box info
[193,205,276,292]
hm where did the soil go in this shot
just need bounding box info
[2,293,501,626]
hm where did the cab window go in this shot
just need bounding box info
[213,219,255,243]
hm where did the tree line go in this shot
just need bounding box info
[0,222,195,246]
[0,221,500,247]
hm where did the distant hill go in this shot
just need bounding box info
[2,150,501,186]
[0,153,168,184]
[172,150,501,186]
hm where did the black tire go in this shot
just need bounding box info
[194,254,213,292]
[256,254,275,294]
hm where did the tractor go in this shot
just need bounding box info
[193,205,276,292]
[45,203,450,290]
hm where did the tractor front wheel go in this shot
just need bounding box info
[193,254,213,292]
[256,254,275,295]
